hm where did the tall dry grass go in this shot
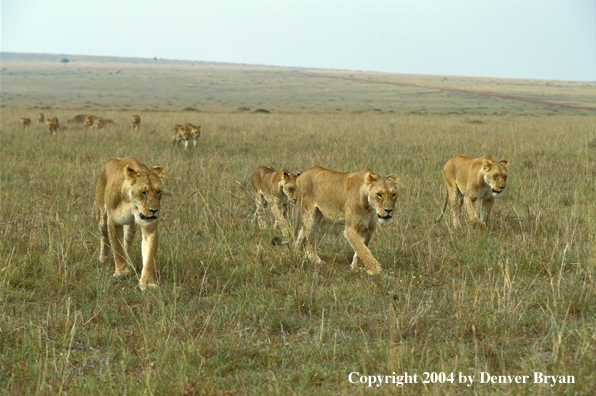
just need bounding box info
[1,107,595,394]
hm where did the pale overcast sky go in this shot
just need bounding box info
[2,0,595,81]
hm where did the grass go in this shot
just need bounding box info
[2,52,595,114]
[1,55,596,395]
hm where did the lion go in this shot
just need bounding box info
[46,117,59,134]
[83,115,94,128]
[38,113,45,124]
[289,166,399,275]
[93,157,165,290]
[92,118,105,129]
[171,124,200,149]
[187,124,201,148]
[20,118,31,130]
[435,155,508,228]
[251,166,299,236]
[132,115,141,131]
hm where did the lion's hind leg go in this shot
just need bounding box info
[98,210,111,262]
[300,205,324,265]
[253,193,267,229]
[449,185,464,228]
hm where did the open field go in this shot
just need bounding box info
[2,52,595,114]
[1,54,596,395]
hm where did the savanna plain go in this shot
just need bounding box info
[1,53,596,395]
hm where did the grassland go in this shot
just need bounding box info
[2,52,595,114]
[1,53,596,395]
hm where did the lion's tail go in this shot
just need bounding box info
[434,190,449,224]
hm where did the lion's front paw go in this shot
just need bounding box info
[366,261,382,275]
[113,269,131,278]
[139,281,158,291]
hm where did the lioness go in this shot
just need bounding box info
[38,113,45,124]
[187,124,201,148]
[171,124,200,149]
[92,118,105,129]
[435,155,508,228]
[93,157,165,290]
[293,166,399,275]
[251,166,298,236]
[83,115,94,128]
[46,117,59,134]
[132,115,141,131]
[20,118,31,130]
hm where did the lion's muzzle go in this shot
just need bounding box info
[377,209,393,223]
[491,187,505,197]
[139,208,159,221]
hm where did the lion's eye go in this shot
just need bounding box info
[140,191,147,196]
[392,193,397,199]
[376,192,382,198]
[157,190,162,194]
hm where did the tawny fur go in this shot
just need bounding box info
[46,117,59,134]
[171,124,200,149]
[93,157,165,290]
[251,166,298,236]
[436,155,509,228]
[83,115,94,128]
[20,118,31,130]
[132,115,141,131]
[294,166,399,275]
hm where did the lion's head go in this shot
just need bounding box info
[365,171,399,224]
[124,164,165,224]
[280,170,298,204]
[482,158,508,197]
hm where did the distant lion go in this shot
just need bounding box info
[38,113,45,124]
[92,118,105,129]
[132,115,141,131]
[46,117,59,134]
[83,115,94,128]
[171,124,200,149]
[93,157,165,290]
[435,155,509,228]
[289,166,399,275]
[186,124,201,148]
[251,166,299,236]
[20,118,31,130]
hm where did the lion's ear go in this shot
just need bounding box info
[281,170,291,182]
[386,175,400,186]
[482,158,494,172]
[364,172,379,184]
[124,165,140,180]
[499,159,509,168]
[152,165,165,178]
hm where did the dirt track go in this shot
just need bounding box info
[299,71,596,111]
